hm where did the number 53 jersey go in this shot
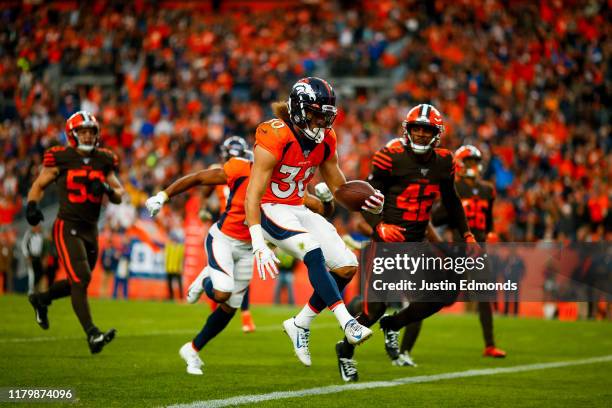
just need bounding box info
[43,146,119,225]
[368,138,455,242]
[255,118,337,206]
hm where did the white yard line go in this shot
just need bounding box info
[0,323,338,343]
[168,355,612,408]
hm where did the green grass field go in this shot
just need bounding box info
[1,295,611,407]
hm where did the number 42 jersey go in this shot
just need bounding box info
[43,146,119,225]
[368,138,455,242]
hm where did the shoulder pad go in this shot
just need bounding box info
[97,148,119,168]
[384,138,405,154]
[43,146,67,167]
[434,148,453,158]
[372,147,394,171]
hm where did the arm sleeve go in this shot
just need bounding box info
[440,178,470,238]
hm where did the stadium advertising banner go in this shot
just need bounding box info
[128,240,165,278]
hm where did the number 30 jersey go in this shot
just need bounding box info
[368,138,455,242]
[43,146,119,225]
[254,118,337,206]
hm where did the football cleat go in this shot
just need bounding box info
[241,310,256,333]
[335,341,358,382]
[187,269,209,304]
[282,317,311,367]
[88,328,116,354]
[392,351,418,367]
[381,315,401,360]
[344,319,373,346]
[483,346,507,358]
[179,342,204,375]
[28,294,49,330]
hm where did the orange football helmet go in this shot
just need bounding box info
[455,145,483,178]
[65,111,100,152]
[402,104,445,154]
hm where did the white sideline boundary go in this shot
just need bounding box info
[168,355,612,408]
[0,323,338,344]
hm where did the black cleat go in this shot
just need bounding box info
[380,315,400,361]
[88,328,116,354]
[28,294,49,330]
[335,341,358,382]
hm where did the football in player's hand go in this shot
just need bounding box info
[334,180,376,211]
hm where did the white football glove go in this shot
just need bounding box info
[145,191,169,217]
[314,182,333,203]
[362,190,384,214]
[249,225,279,280]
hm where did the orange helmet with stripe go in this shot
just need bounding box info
[402,104,445,154]
[65,111,100,152]
[455,145,483,178]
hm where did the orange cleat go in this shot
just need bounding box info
[241,310,256,333]
[483,346,506,358]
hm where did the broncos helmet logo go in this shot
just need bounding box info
[292,81,317,103]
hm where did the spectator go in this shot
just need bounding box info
[165,231,185,301]
[113,240,131,300]
[100,244,120,298]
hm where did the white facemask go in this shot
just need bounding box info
[301,127,325,144]
[77,144,95,153]
[406,132,439,154]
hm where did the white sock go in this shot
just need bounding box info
[331,302,353,329]
[294,304,319,328]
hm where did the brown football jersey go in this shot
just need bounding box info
[43,146,119,225]
[454,178,495,242]
[367,138,455,242]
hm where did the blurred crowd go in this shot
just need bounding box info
[0,0,610,265]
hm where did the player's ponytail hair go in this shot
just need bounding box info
[272,101,290,123]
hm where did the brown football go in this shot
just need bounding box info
[334,180,376,211]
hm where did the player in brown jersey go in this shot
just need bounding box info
[335,104,477,381]
[26,111,124,354]
[399,145,505,360]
